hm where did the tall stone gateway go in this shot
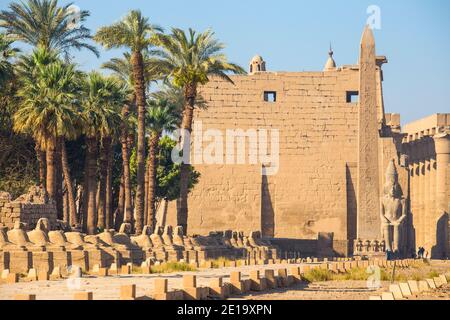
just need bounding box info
[357,26,381,240]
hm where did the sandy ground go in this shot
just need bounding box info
[0,262,305,300]
[242,260,450,300]
[1,261,449,300]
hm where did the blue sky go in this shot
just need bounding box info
[1,0,449,124]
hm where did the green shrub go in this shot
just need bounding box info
[302,268,333,282]
[150,262,197,274]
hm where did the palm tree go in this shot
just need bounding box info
[80,72,124,234]
[0,33,19,87]
[102,52,163,229]
[145,98,179,229]
[13,57,79,210]
[153,28,245,234]
[0,0,98,56]
[15,48,59,190]
[95,10,163,234]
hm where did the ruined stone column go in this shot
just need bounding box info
[357,26,380,240]
[412,160,421,246]
[433,133,450,258]
[418,159,425,247]
[429,157,437,249]
[424,157,431,249]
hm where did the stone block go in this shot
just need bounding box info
[209,277,223,288]
[109,263,118,275]
[407,280,419,294]
[27,268,38,281]
[38,270,49,281]
[6,273,18,284]
[290,267,302,281]
[183,287,203,300]
[369,296,382,300]
[50,266,62,280]
[15,294,36,300]
[300,265,311,274]
[74,292,93,300]
[183,275,197,288]
[439,274,448,284]
[0,252,10,271]
[389,284,404,299]
[120,265,131,275]
[243,279,252,292]
[249,270,267,291]
[418,280,430,292]
[381,292,395,300]
[120,284,136,300]
[9,251,32,274]
[230,271,241,283]
[154,278,168,294]
[98,267,109,277]
[69,251,88,271]
[399,283,412,296]
[264,270,277,289]
[32,252,53,274]
[433,277,443,288]
[1,269,10,279]
[426,278,436,289]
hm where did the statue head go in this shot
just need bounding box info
[384,160,402,198]
[118,223,132,235]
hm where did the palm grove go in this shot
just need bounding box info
[0,0,245,235]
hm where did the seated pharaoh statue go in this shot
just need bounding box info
[380,160,408,254]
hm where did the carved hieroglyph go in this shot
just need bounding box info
[357,26,381,240]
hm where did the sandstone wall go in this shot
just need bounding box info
[166,69,362,241]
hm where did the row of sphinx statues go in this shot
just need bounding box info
[0,218,279,269]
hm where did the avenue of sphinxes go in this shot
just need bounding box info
[160,26,450,259]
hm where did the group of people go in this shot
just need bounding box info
[417,247,428,259]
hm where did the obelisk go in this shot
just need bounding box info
[357,26,381,240]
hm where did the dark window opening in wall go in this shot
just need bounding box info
[346,91,359,103]
[264,91,277,102]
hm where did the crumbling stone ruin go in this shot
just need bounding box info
[0,186,57,231]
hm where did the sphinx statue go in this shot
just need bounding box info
[27,218,50,247]
[380,160,407,253]
[130,226,153,249]
[7,221,32,248]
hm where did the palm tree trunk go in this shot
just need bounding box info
[178,82,197,235]
[86,137,98,235]
[95,180,100,228]
[81,154,89,232]
[97,137,110,230]
[60,139,77,227]
[63,189,68,224]
[46,135,57,203]
[105,138,113,230]
[147,132,160,230]
[55,141,64,220]
[35,143,46,190]
[131,51,147,235]
[144,157,149,226]
[121,104,133,226]
[114,174,125,230]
